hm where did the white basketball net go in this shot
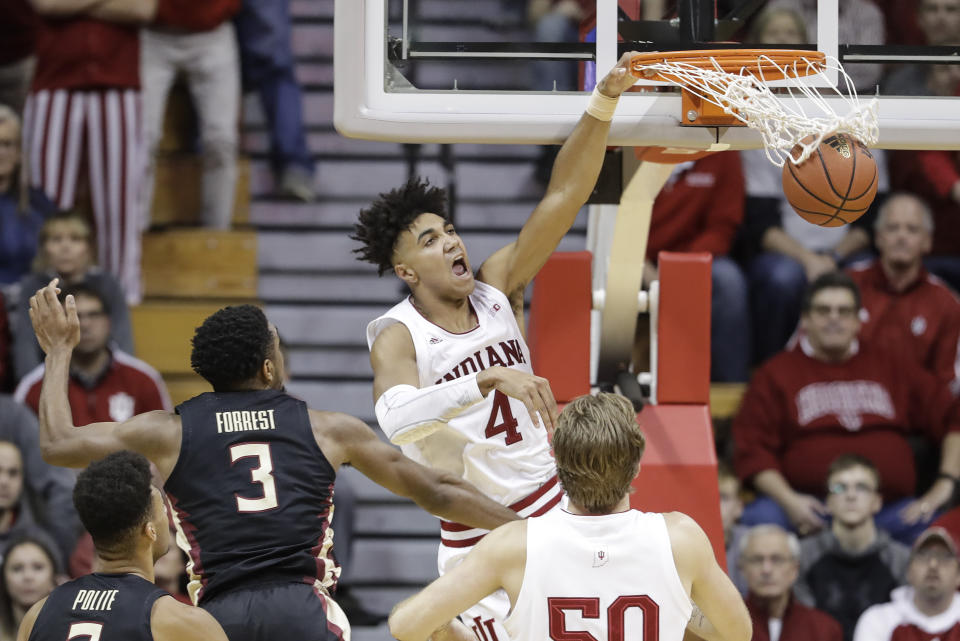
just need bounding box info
[637,54,879,167]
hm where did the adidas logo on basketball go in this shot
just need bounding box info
[826,135,852,159]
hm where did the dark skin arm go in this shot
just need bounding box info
[311,410,518,530]
[151,596,230,641]
[29,280,181,478]
[16,597,44,641]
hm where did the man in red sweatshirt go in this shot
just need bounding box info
[848,192,960,394]
[733,271,960,544]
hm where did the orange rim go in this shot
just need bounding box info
[630,49,826,82]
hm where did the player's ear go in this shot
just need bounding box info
[261,358,276,386]
[394,262,418,286]
[145,520,158,543]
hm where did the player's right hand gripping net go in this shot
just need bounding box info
[635,54,879,167]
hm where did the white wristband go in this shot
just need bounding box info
[375,375,485,445]
[585,87,620,122]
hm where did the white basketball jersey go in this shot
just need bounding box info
[367,281,556,502]
[505,509,693,641]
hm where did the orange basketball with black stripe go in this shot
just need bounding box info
[781,133,878,227]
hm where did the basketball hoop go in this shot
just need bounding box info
[630,50,879,167]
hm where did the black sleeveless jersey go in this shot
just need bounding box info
[28,573,167,641]
[165,390,338,604]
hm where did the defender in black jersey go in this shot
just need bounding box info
[18,452,226,641]
[28,287,518,641]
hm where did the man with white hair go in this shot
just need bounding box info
[739,524,842,641]
[847,192,960,394]
[853,526,960,640]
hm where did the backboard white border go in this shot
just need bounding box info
[334,0,960,150]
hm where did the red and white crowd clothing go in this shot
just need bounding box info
[22,16,143,302]
[733,337,960,502]
[854,586,960,641]
[646,151,745,261]
[14,348,171,423]
[745,593,843,641]
[849,261,960,394]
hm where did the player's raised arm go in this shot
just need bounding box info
[477,52,641,297]
[28,280,180,475]
[314,410,519,530]
[666,512,752,641]
[389,520,526,641]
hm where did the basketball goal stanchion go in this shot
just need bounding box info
[593,48,882,396]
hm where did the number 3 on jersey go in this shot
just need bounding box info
[485,391,523,445]
[230,443,279,513]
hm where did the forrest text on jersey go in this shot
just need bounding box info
[215,410,278,434]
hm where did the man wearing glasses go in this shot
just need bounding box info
[15,282,171,426]
[794,455,911,640]
[739,524,842,641]
[853,527,960,641]
[732,271,960,544]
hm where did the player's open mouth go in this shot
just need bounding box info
[452,257,468,277]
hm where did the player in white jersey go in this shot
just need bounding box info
[354,54,643,640]
[388,393,752,641]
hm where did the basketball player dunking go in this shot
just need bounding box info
[354,54,641,641]
[389,394,752,641]
[27,284,518,641]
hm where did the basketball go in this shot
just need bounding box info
[781,133,879,227]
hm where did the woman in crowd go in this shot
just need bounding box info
[0,534,61,641]
[13,212,134,383]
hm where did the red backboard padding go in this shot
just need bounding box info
[529,252,592,402]
[657,252,711,405]
[630,404,727,568]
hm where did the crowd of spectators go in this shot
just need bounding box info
[0,0,957,635]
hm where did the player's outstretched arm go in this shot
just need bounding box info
[476,52,640,298]
[389,520,526,641]
[371,324,559,439]
[29,280,181,476]
[665,512,751,641]
[151,596,230,641]
[315,411,518,530]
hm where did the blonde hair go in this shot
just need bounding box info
[553,393,646,513]
[747,8,808,45]
[32,211,95,273]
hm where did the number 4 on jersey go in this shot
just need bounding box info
[485,391,523,445]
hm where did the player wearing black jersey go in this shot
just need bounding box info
[18,451,227,641]
[27,282,519,641]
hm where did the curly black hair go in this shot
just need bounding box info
[73,451,153,551]
[351,176,448,275]
[191,305,273,391]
